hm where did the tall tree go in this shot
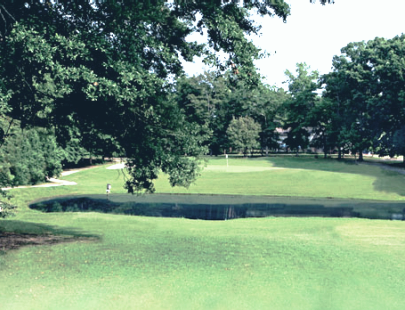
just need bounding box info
[319,69,352,159]
[282,63,319,153]
[322,35,405,161]
[174,72,232,155]
[0,0,292,193]
[236,83,289,155]
[0,0,336,217]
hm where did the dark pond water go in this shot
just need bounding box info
[29,194,405,221]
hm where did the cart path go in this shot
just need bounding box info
[1,165,102,190]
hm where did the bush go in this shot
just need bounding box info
[0,127,64,187]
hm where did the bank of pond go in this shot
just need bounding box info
[28,194,405,221]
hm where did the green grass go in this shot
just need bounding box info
[2,215,405,310]
[9,156,405,211]
[2,157,405,309]
[154,157,405,200]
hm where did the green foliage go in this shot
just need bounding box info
[307,97,341,158]
[322,35,405,160]
[283,63,319,152]
[175,72,287,155]
[392,126,405,162]
[174,72,229,155]
[226,116,261,156]
[0,0,294,193]
[0,190,16,218]
[0,126,63,187]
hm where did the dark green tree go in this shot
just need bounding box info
[322,35,405,161]
[250,86,289,155]
[307,97,340,158]
[319,69,352,159]
[226,116,261,157]
[174,72,232,155]
[0,0,293,194]
[282,63,319,153]
[0,126,63,186]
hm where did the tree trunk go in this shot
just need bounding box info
[358,151,363,161]
[265,146,269,157]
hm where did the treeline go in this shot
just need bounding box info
[173,71,290,156]
[175,34,405,162]
[2,35,405,189]
[320,35,405,161]
[285,35,405,161]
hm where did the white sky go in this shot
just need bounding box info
[183,0,405,89]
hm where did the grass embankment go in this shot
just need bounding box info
[153,156,405,200]
[1,157,405,310]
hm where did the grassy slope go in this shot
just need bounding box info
[155,157,405,200]
[1,215,405,310]
[1,157,405,310]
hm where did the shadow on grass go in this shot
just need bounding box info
[0,220,101,253]
[263,156,405,198]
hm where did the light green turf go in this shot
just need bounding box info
[1,214,405,310]
[22,156,403,201]
[153,157,405,200]
[1,157,405,310]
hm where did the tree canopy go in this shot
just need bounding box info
[321,34,405,161]
[282,63,319,153]
[0,0,293,193]
[226,116,261,157]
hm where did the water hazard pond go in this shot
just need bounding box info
[29,194,405,221]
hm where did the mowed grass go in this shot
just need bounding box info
[154,157,405,200]
[8,156,405,211]
[1,215,405,310]
[1,156,405,310]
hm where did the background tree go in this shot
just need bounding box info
[322,35,405,161]
[174,72,232,156]
[230,81,289,155]
[282,63,319,153]
[0,1,335,217]
[319,69,352,159]
[226,116,261,157]
[307,97,341,158]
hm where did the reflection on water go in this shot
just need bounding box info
[30,194,405,221]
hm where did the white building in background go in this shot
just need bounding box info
[274,127,322,153]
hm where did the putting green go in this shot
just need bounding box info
[204,165,287,173]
